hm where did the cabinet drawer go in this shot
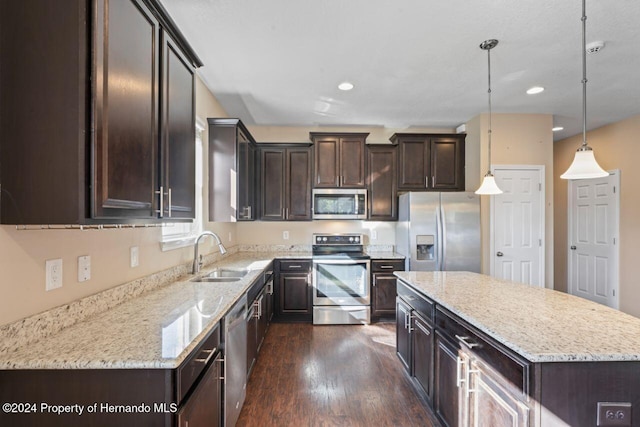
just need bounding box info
[435,307,529,395]
[397,280,434,322]
[176,323,221,404]
[279,260,311,272]
[371,259,405,273]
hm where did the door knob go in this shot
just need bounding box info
[570,246,577,250]
[496,252,503,257]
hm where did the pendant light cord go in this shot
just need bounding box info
[487,46,493,175]
[581,0,588,149]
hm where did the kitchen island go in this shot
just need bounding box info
[394,271,640,427]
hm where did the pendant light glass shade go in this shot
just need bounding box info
[476,173,503,195]
[560,0,608,180]
[475,39,503,195]
[560,146,608,179]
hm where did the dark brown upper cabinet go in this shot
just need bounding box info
[310,133,368,188]
[366,144,398,221]
[390,133,465,191]
[259,144,312,221]
[208,119,258,222]
[0,0,201,225]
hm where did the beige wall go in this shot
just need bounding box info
[469,113,554,287]
[554,114,640,318]
[0,76,230,326]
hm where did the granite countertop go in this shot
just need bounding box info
[394,271,640,363]
[366,251,405,260]
[0,251,306,371]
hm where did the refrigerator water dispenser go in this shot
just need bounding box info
[416,235,435,260]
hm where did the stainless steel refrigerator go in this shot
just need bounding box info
[396,192,481,272]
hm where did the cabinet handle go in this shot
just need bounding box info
[456,356,466,388]
[247,206,252,219]
[380,265,395,269]
[167,188,172,217]
[286,208,289,219]
[155,186,164,217]
[288,265,302,269]
[466,365,481,397]
[372,277,376,286]
[432,176,435,187]
[194,347,217,364]
[425,176,428,187]
[455,334,480,349]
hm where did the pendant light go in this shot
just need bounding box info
[560,0,608,180]
[475,39,503,195]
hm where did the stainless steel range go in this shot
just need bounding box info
[312,233,371,325]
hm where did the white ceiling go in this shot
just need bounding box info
[162,0,640,140]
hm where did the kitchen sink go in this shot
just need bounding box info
[193,277,242,283]
[190,268,249,283]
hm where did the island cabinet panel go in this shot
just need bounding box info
[537,362,640,427]
[366,144,398,221]
[310,132,368,188]
[273,260,312,322]
[391,133,465,191]
[259,144,312,221]
[0,0,200,224]
[396,280,436,403]
[433,331,460,427]
[412,312,434,400]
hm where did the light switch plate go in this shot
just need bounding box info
[283,231,289,240]
[371,230,378,240]
[130,246,139,268]
[45,259,63,291]
[77,255,91,282]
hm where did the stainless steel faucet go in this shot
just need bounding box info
[192,231,227,274]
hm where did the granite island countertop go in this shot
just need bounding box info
[394,271,640,363]
[0,251,310,371]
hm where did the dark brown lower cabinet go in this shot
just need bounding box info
[395,298,411,372]
[177,351,222,427]
[411,312,433,400]
[247,298,258,377]
[372,259,405,320]
[274,260,312,322]
[466,356,529,427]
[433,331,460,427]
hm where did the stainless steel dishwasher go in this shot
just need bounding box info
[224,294,248,427]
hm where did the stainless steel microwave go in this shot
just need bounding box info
[312,188,367,220]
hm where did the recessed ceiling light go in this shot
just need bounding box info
[526,86,545,95]
[338,82,354,91]
[552,126,564,132]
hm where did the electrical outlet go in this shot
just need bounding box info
[283,231,289,240]
[45,259,63,291]
[597,402,632,427]
[130,246,139,268]
[77,255,91,282]
[371,230,378,240]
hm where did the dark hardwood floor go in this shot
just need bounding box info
[237,323,441,427]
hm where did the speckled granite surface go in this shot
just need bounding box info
[0,251,307,370]
[395,271,640,363]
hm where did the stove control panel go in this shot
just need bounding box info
[313,233,363,245]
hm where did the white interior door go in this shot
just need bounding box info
[568,171,620,309]
[491,166,544,286]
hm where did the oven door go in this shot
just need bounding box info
[312,258,370,306]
